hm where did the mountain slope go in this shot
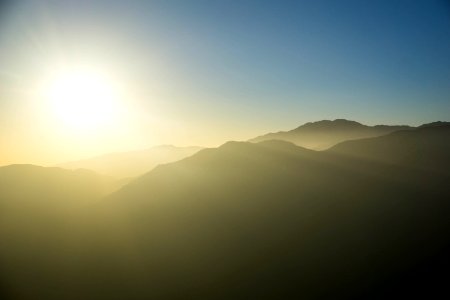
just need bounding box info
[85,127,450,299]
[58,145,204,178]
[329,122,450,174]
[250,119,412,149]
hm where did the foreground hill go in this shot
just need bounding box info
[83,125,450,299]
[250,119,412,149]
[0,165,120,300]
[58,145,203,178]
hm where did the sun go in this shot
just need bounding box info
[44,68,121,132]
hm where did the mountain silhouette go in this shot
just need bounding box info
[418,121,450,128]
[82,124,450,299]
[1,123,449,299]
[250,119,412,150]
[57,145,204,178]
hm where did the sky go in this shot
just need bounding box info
[0,0,449,165]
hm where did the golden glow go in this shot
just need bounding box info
[44,67,121,132]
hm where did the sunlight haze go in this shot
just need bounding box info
[1,0,449,165]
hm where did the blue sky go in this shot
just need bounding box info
[0,0,449,164]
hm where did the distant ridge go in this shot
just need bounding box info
[58,145,204,178]
[418,121,450,128]
[300,118,365,129]
[249,119,412,150]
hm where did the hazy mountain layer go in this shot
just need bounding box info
[58,145,204,178]
[250,119,412,150]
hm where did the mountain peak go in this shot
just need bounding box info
[418,121,450,129]
[298,119,365,130]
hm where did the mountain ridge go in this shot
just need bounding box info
[328,122,450,175]
[250,119,413,150]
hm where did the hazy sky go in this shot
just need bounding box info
[1,0,449,165]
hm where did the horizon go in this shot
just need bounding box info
[1,0,449,165]
[2,117,447,167]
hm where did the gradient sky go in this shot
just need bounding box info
[1,0,449,165]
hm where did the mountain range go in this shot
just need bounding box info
[93,122,449,299]
[250,119,412,149]
[1,120,449,299]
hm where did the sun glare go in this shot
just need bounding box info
[44,68,121,132]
